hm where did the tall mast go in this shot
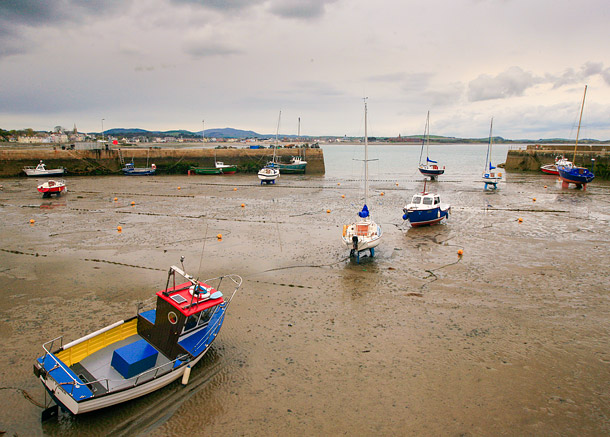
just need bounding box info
[364,98,369,205]
[486,117,494,171]
[573,85,587,163]
[425,111,430,160]
[275,110,281,162]
[202,120,204,143]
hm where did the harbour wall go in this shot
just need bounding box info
[0,146,325,177]
[504,145,610,179]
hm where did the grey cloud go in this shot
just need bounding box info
[184,40,242,58]
[0,0,129,58]
[602,68,610,86]
[548,62,606,88]
[169,0,264,12]
[468,66,540,101]
[268,0,338,19]
[0,0,127,26]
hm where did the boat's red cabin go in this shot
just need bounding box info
[157,281,224,317]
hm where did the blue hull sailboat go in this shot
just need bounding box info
[557,85,595,189]
[418,111,445,179]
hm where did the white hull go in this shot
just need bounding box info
[39,348,209,415]
[257,168,280,181]
[342,220,382,252]
[24,168,65,176]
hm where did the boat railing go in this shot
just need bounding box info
[51,351,193,396]
[136,296,157,315]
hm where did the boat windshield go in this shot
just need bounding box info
[423,197,433,205]
[412,196,422,204]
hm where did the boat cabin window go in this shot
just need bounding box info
[182,307,216,335]
[434,196,440,205]
[412,196,422,204]
[423,197,433,205]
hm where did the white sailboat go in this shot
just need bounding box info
[482,117,502,189]
[258,111,281,184]
[341,99,382,262]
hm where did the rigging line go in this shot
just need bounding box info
[198,222,209,277]
[245,256,350,277]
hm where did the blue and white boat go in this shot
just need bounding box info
[402,181,450,227]
[482,118,502,190]
[557,85,595,189]
[33,259,241,417]
[418,111,445,179]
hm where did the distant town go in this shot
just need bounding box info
[1,125,609,145]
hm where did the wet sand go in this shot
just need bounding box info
[0,173,608,436]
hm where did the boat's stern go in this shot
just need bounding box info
[34,348,93,415]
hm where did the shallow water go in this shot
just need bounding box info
[0,146,609,436]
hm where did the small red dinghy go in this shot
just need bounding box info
[37,179,66,197]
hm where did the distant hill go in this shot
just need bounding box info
[103,127,265,139]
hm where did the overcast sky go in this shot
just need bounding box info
[1,0,609,139]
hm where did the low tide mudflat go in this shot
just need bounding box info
[0,171,608,436]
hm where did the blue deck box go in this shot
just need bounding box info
[111,339,158,379]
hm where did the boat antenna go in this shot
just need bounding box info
[274,111,281,163]
[573,85,587,163]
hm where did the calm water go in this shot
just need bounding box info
[321,143,511,181]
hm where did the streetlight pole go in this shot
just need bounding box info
[101,118,105,142]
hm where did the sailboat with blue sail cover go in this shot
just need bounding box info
[341,99,382,262]
[418,111,445,179]
[482,118,502,190]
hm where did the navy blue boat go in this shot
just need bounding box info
[402,183,450,227]
[557,163,595,189]
[558,85,595,189]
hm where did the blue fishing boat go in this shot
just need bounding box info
[402,181,450,227]
[418,111,445,179]
[33,258,241,417]
[557,85,595,189]
[122,161,156,176]
[482,118,502,190]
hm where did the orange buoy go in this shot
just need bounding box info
[114,197,118,202]
[131,201,135,206]
[178,186,181,190]
[532,198,536,202]
[518,217,523,223]
[241,203,245,208]
[117,225,122,232]
[457,249,464,256]
[337,183,341,186]
[380,192,384,196]
[217,233,222,240]
[29,219,35,225]
[544,185,547,189]
[341,194,345,198]
[395,183,399,186]
[326,209,331,214]
[233,188,237,191]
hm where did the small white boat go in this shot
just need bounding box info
[341,99,382,262]
[482,118,502,189]
[258,111,282,185]
[258,166,280,184]
[37,180,66,197]
[34,258,242,417]
[23,160,65,177]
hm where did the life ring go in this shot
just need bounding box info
[151,164,156,169]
